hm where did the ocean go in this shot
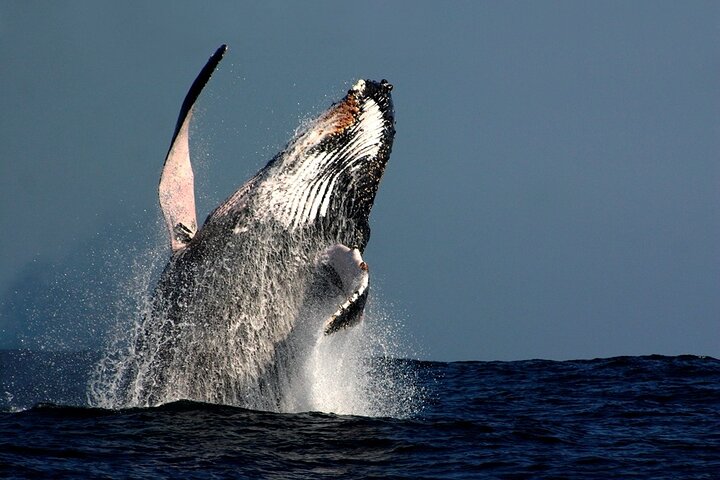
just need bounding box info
[1,351,718,478]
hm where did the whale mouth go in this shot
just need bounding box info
[257,79,395,245]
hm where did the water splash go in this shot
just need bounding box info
[87,238,167,409]
[88,232,422,418]
[283,319,423,417]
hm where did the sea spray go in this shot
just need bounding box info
[289,319,423,417]
[88,229,422,417]
[87,238,167,409]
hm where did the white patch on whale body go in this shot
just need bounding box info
[255,96,386,229]
[352,79,366,92]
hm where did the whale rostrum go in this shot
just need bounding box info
[104,45,395,408]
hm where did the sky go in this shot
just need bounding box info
[0,2,718,361]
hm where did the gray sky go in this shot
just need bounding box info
[1,2,718,361]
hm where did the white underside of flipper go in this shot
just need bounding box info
[318,244,370,335]
[159,114,197,252]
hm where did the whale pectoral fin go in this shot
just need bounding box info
[159,44,227,252]
[324,283,369,335]
[318,244,370,335]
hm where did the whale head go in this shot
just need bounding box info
[254,79,395,249]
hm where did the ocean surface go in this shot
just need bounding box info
[1,351,718,479]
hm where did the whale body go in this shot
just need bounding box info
[96,45,395,409]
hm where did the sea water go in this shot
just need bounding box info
[1,351,719,478]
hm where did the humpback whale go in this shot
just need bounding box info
[97,45,395,409]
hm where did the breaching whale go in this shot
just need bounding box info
[99,45,395,409]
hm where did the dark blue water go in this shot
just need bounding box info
[1,351,719,479]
